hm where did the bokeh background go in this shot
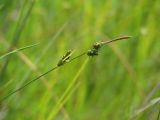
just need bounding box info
[0,0,160,120]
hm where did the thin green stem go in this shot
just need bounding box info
[69,52,87,61]
[0,43,39,60]
[0,66,58,103]
[102,36,131,45]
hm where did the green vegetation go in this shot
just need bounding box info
[0,0,159,120]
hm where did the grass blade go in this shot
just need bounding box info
[0,43,39,60]
[47,58,89,120]
[130,97,160,119]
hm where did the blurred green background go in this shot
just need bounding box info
[0,0,160,120]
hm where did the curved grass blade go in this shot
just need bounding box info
[0,43,39,60]
[0,0,36,81]
[130,97,160,119]
[101,36,131,45]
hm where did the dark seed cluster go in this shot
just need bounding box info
[57,50,72,66]
[87,42,102,57]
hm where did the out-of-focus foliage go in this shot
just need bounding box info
[0,0,160,120]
